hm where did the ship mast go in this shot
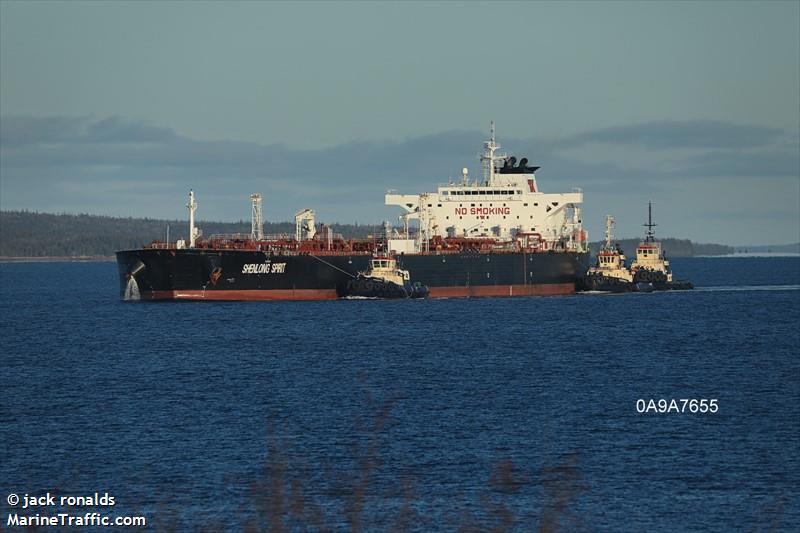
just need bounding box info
[187,190,198,248]
[481,121,506,186]
[643,201,657,243]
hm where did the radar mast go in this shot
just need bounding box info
[643,202,657,243]
[480,121,507,185]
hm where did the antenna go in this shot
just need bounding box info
[643,202,657,242]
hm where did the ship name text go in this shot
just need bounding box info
[242,262,287,274]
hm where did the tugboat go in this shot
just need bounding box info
[579,204,693,293]
[580,215,634,292]
[342,254,429,299]
[628,203,693,291]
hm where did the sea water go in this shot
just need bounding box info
[1,257,798,531]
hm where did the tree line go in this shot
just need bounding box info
[0,210,733,258]
[0,210,379,257]
[589,238,733,258]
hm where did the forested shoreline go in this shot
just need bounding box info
[1,210,737,258]
[0,210,375,257]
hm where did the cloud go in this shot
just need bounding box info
[0,116,486,190]
[676,147,800,178]
[0,115,88,146]
[84,116,177,144]
[556,120,787,150]
[0,115,177,146]
[1,115,798,244]
[4,116,793,182]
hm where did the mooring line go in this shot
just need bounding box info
[309,254,357,278]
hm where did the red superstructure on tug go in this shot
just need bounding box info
[116,125,591,300]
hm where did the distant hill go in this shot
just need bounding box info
[589,238,734,257]
[0,210,737,258]
[0,210,378,258]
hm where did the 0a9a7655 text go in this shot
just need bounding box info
[636,398,718,414]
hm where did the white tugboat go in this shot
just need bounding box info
[343,254,429,299]
[579,204,693,293]
[629,203,692,291]
[580,215,634,292]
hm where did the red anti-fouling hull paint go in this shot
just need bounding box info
[428,283,575,298]
[139,283,576,301]
[143,289,339,301]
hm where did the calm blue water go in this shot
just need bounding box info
[1,257,799,531]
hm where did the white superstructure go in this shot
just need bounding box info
[630,203,673,282]
[587,215,633,282]
[385,124,586,253]
[363,256,411,286]
[295,208,317,241]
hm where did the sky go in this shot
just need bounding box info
[1,1,798,245]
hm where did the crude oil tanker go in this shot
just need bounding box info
[116,125,591,300]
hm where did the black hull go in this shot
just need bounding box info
[579,274,633,293]
[341,276,428,299]
[116,248,590,300]
[579,273,693,293]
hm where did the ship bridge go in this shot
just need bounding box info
[385,124,585,253]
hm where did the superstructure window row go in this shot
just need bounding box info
[442,190,519,196]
